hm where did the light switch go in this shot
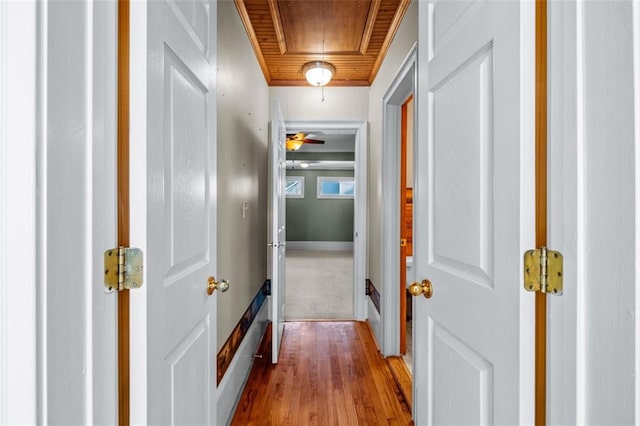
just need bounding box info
[242,200,248,218]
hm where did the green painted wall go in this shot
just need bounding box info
[287,152,355,161]
[286,168,354,241]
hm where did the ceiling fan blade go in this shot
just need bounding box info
[302,139,325,144]
[286,133,307,141]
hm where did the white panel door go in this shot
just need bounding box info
[270,102,287,363]
[414,0,534,424]
[144,1,217,424]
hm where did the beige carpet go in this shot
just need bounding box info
[284,249,354,320]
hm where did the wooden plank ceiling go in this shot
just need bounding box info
[234,0,412,86]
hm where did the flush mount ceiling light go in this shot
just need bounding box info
[302,61,336,87]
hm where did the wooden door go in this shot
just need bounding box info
[131,1,218,423]
[269,102,287,363]
[413,0,534,423]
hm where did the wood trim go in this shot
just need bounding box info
[359,0,382,55]
[233,0,272,84]
[386,356,412,411]
[367,279,381,314]
[534,0,547,424]
[368,0,412,84]
[399,97,410,355]
[217,280,270,384]
[268,79,370,87]
[117,1,130,424]
[267,0,287,55]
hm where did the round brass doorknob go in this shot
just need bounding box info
[409,279,433,299]
[207,276,230,295]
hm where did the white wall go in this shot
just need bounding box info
[217,1,271,350]
[270,86,369,121]
[548,1,640,423]
[367,0,418,293]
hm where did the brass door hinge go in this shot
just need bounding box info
[400,238,407,247]
[104,247,144,292]
[523,247,563,295]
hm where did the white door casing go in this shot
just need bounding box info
[381,45,416,356]
[270,102,287,363]
[129,1,218,424]
[413,1,535,424]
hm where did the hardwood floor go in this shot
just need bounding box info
[386,357,412,413]
[231,321,413,425]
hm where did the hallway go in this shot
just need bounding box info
[231,321,413,425]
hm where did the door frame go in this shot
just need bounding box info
[0,2,38,422]
[128,1,149,422]
[381,44,416,356]
[284,120,368,320]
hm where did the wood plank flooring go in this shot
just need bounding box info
[231,321,413,425]
[385,357,412,413]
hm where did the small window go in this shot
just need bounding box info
[285,176,305,198]
[317,176,355,199]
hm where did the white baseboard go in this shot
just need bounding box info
[217,302,269,425]
[367,298,382,350]
[286,241,353,251]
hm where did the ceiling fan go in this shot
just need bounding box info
[285,133,325,151]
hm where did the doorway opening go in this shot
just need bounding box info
[381,44,416,359]
[282,120,368,321]
[399,95,415,370]
[284,132,356,320]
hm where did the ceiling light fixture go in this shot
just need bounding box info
[302,61,336,87]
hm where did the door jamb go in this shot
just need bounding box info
[117,1,131,424]
[0,2,38,422]
[381,44,416,356]
[128,1,149,424]
[534,0,548,422]
[284,120,368,320]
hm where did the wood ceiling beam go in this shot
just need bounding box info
[267,0,287,54]
[360,0,382,55]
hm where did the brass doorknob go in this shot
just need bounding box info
[207,276,229,295]
[409,279,433,299]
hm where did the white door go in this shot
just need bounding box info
[269,102,287,363]
[547,2,640,423]
[130,1,217,424]
[413,1,534,424]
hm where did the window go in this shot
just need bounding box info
[285,176,305,198]
[317,176,355,199]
